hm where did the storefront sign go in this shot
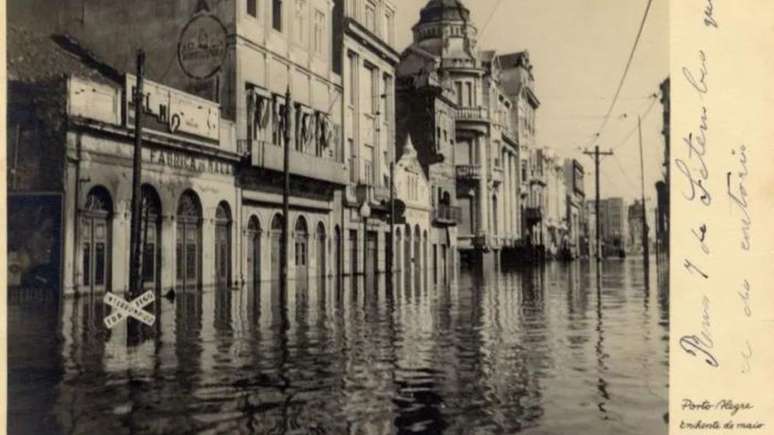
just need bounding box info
[177,13,228,80]
[126,74,220,142]
[146,148,234,176]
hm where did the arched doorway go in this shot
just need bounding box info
[141,185,162,290]
[334,225,342,291]
[316,222,326,293]
[81,186,113,293]
[215,202,232,288]
[246,216,261,292]
[295,216,309,292]
[270,214,283,291]
[177,190,202,290]
[414,225,421,291]
[404,224,411,290]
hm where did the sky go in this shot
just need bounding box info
[396,0,669,204]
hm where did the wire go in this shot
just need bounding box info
[611,95,659,152]
[584,0,654,148]
[612,154,640,192]
[479,0,505,42]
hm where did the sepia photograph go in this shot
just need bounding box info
[4,0,671,433]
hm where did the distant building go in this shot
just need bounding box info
[564,159,586,259]
[628,200,646,253]
[598,197,626,257]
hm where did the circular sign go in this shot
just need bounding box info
[177,14,228,80]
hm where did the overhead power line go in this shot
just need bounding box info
[585,0,655,148]
[479,0,505,41]
[611,94,659,152]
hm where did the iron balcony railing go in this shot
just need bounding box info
[432,205,461,225]
[455,107,490,123]
[455,164,482,179]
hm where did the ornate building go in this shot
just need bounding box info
[397,0,529,269]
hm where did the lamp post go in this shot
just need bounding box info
[360,201,371,285]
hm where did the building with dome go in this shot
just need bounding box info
[396,0,540,269]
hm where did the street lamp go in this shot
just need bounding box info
[360,201,371,282]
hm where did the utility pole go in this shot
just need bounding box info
[638,116,650,287]
[583,145,613,262]
[129,50,145,300]
[127,50,146,345]
[281,87,291,301]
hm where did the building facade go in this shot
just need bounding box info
[7,28,243,294]
[563,159,586,259]
[393,136,433,293]
[397,0,529,269]
[598,197,627,257]
[333,0,402,286]
[11,0,351,296]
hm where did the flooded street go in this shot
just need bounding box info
[8,259,668,435]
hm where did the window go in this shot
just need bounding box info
[385,10,395,45]
[362,64,375,114]
[295,0,306,45]
[348,52,357,106]
[273,0,283,31]
[466,82,473,107]
[364,1,376,32]
[247,0,258,17]
[455,82,463,106]
[381,74,391,119]
[313,10,325,54]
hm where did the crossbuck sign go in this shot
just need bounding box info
[103,291,157,329]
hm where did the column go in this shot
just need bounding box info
[160,213,176,291]
[477,135,488,235]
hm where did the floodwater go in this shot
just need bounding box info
[8,259,669,435]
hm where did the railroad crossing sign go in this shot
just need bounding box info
[103,291,156,329]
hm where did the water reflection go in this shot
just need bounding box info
[8,259,668,434]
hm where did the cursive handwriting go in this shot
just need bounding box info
[741,340,753,374]
[738,279,752,317]
[727,145,751,250]
[679,295,718,367]
[683,50,709,94]
[683,259,709,279]
[704,0,719,28]
[676,107,711,205]
[691,224,710,254]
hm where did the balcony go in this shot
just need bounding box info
[525,207,543,225]
[502,127,518,145]
[373,185,392,202]
[248,139,349,185]
[432,205,461,226]
[490,165,504,184]
[456,164,482,180]
[455,107,490,124]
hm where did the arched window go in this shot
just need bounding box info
[215,202,232,287]
[247,216,262,291]
[295,216,309,292]
[141,185,162,289]
[81,186,113,292]
[177,190,202,289]
[316,222,326,293]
